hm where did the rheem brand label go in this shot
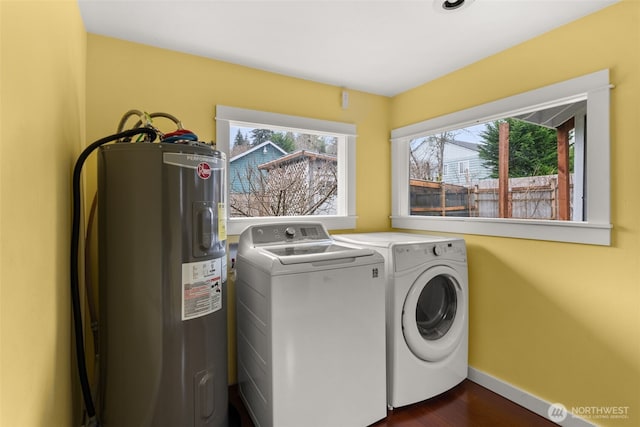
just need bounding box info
[197,162,212,179]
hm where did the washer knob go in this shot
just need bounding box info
[433,245,445,256]
[285,227,296,238]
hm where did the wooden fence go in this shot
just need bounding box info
[410,180,472,217]
[410,174,573,220]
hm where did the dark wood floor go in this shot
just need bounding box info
[229,379,557,427]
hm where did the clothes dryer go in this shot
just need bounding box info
[236,223,387,427]
[333,232,468,409]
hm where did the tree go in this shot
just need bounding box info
[230,130,252,157]
[409,131,457,216]
[409,131,456,181]
[295,133,332,154]
[250,128,274,146]
[229,157,337,217]
[478,118,564,178]
[233,129,248,147]
[270,132,296,153]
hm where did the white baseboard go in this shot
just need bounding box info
[467,367,596,427]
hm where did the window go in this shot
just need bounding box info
[392,69,612,245]
[216,106,356,235]
[458,161,469,175]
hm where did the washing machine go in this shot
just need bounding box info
[333,232,468,409]
[236,223,387,427]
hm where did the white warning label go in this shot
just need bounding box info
[182,258,223,321]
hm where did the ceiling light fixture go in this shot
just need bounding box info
[442,0,466,11]
[434,0,475,13]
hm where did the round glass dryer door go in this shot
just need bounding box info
[402,265,466,362]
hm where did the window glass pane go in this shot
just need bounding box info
[409,101,581,221]
[228,124,340,218]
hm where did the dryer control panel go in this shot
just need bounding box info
[393,239,466,273]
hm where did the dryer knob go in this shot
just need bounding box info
[433,245,445,256]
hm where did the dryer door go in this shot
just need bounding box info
[402,265,466,362]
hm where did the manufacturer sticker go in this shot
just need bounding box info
[182,258,222,320]
[218,202,227,241]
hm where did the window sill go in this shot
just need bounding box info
[391,216,612,246]
[228,215,357,236]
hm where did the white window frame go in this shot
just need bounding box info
[216,105,357,235]
[391,69,612,246]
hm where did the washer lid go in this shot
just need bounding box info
[263,243,375,265]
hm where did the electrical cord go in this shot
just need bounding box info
[84,194,99,355]
[83,192,100,422]
[71,127,157,424]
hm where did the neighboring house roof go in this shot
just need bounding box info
[258,150,337,170]
[411,138,481,159]
[229,140,287,163]
[449,140,481,152]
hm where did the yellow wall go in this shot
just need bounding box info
[0,1,86,426]
[392,1,640,425]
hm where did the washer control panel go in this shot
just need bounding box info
[249,223,330,245]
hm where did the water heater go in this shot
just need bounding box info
[97,141,228,426]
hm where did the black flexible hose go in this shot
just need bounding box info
[71,128,157,422]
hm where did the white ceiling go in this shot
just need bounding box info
[78,0,619,97]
